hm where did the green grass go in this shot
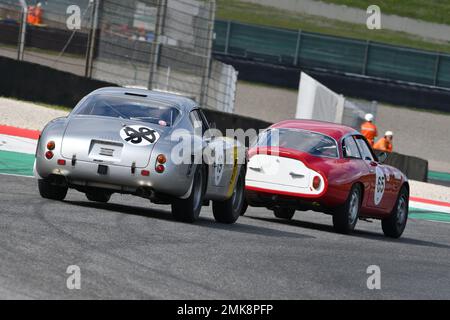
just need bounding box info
[216,0,450,54]
[321,0,450,25]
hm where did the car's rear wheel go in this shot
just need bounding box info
[38,179,68,201]
[86,190,111,203]
[213,168,245,224]
[273,208,295,220]
[172,165,205,223]
[332,184,361,234]
[382,186,409,238]
[240,199,249,216]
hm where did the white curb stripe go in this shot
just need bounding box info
[0,134,37,155]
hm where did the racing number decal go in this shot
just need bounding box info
[374,166,386,206]
[120,125,160,146]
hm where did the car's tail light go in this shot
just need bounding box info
[45,151,54,160]
[46,141,55,150]
[312,176,321,190]
[156,154,167,164]
[57,159,66,166]
[141,170,150,177]
[155,164,165,173]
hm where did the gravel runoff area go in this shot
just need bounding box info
[235,82,450,173]
[410,181,450,203]
[0,97,68,131]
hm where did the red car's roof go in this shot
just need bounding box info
[270,120,357,141]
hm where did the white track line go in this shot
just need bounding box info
[0,173,35,179]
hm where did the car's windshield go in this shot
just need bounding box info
[73,94,181,127]
[253,128,338,158]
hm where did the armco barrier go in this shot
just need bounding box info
[375,151,428,182]
[0,56,115,108]
[0,22,90,56]
[0,56,428,181]
[214,54,450,113]
[203,110,271,135]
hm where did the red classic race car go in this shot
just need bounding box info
[245,120,409,238]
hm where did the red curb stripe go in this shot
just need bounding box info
[0,125,40,140]
[410,197,450,208]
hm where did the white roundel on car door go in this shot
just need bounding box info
[374,166,386,206]
[120,125,160,146]
[214,146,225,186]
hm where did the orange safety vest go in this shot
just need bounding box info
[34,6,42,25]
[27,6,36,25]
[373,137,393,153]
[360,121,378,146]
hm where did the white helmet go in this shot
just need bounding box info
[385,131,393,137]
[365,113,374,122]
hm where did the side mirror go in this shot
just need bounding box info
[378,152,388,163]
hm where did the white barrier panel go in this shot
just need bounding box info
[296,72,344,124]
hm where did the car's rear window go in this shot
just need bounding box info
[254,128,338,158]
[73,94,181,127]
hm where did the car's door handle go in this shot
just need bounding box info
[289,172,305,178]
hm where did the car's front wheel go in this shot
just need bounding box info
[38,179,68,201]
[273,208,295,220]
[332,184,361,234]
[172,165,205,223]
[213,168,245,224]
[382,186,409,238]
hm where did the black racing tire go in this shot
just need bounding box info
[86,190,111,203]
[273,208,295,220]
[172,165,205,223]
[382,186,409,239]
[240,199,249,216]
[332,184,362,234]
[213,168,246,224]
[38,179,68,201]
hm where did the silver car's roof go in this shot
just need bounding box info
[89,87,197,112]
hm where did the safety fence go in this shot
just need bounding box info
[213,19,450,89]
[0,0,237,112]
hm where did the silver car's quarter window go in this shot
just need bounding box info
[254,128,338,158]
[189,110,204,137]
[73,94,181,127]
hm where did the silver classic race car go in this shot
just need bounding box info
[35,87,246,223]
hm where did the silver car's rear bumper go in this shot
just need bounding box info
[36,157,192,197]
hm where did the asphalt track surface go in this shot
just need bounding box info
[0,174,449,299]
